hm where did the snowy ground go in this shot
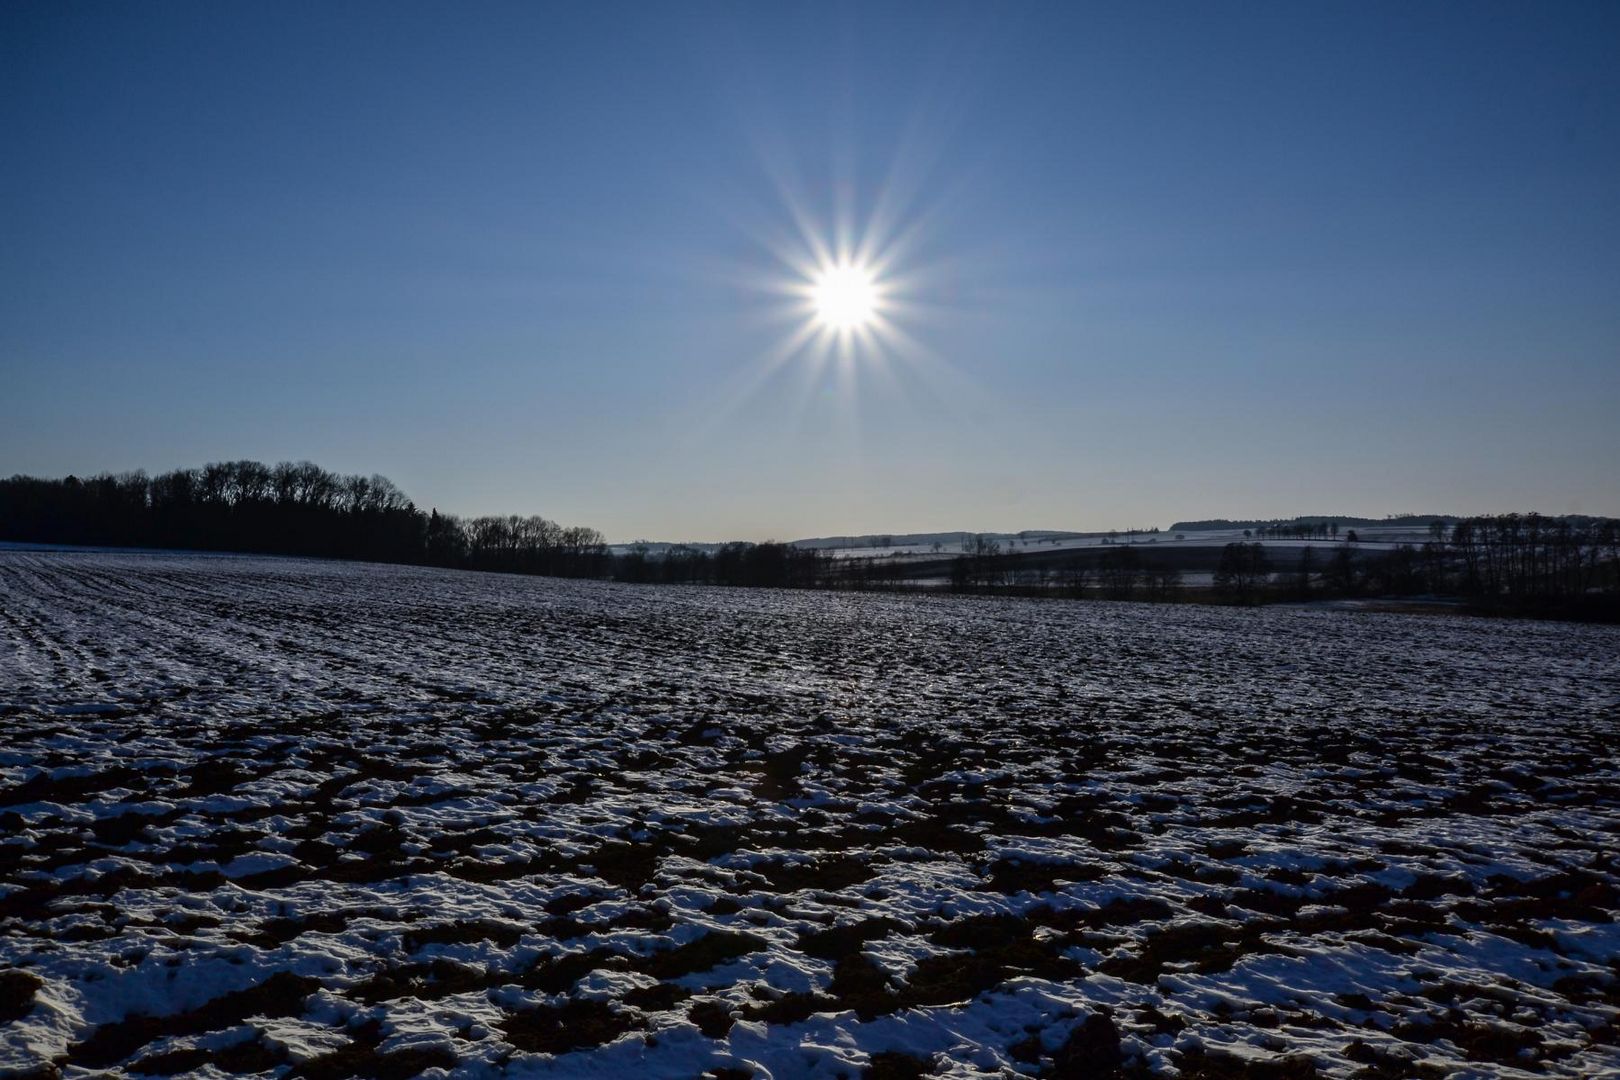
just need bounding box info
[2,551,1618,1079]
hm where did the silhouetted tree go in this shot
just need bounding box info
[952,534,1004,591]
[1214,542,1271,602]
[1099,546,1142,599]
[1296,546,1317,598]
[1142,562,1182,601]
[1323,544,1358,596]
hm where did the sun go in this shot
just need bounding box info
[811,262,879,332]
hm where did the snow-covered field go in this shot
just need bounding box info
[2,552,1618,1079]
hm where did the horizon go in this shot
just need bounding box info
[5,2,1618,540]
[1,455,1604,547]
[3,450,1607,550]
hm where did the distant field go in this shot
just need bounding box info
[804,526,1439,562]
[2,553,1618,1078]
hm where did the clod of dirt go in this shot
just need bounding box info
[1049,1012,1123,1078]
[865,1050,935,1079]
[501,998,637,1054]
[0,969,43,1024]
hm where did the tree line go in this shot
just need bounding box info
[615,542,830,588]
[0,463,427,563]
[1170,514,1453,533]
[1260,515,1620,615]
[0,460,833,588]
[0,462,616,577]
[839,523,1618,620]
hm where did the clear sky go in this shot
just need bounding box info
[4,2,1617,541]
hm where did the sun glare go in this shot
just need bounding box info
[811,262,878,332]
[719,174,961,426]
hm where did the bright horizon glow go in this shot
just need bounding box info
[811,262,879,332]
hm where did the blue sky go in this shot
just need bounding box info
[4,2,1616,540]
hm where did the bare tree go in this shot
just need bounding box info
[1214,542,1271,602]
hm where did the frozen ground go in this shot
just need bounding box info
[1,552,1618,1079]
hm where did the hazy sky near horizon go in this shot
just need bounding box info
[4,2,1617,541]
